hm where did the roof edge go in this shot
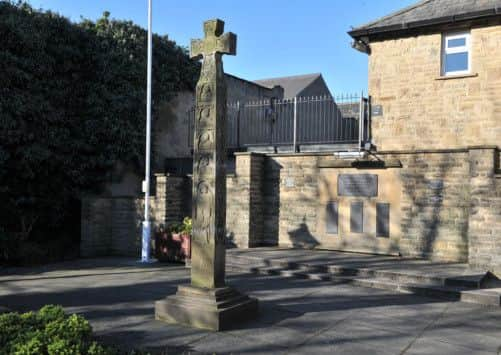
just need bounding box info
[351,0,432,33]
[225,73,274,91]
[254,72,322,84]
[349,7,501,39]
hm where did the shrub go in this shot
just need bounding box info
[0,305,116,355]
[0,1,200,264]
[181,217,192,235]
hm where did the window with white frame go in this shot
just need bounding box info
[442,31,471,76]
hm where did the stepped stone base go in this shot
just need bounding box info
[155,285,258,331]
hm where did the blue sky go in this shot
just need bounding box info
[27,0,416,94]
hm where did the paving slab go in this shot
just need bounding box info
[404,337,494,355]
[1,256,501,354]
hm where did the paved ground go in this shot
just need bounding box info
[1,257,501,354]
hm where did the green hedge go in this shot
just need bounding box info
[0,1,200,262]
[0,305,116,355]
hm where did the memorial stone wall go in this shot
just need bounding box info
[81,147,501,274]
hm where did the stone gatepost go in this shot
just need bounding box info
[154,173,189,226]
[468,146,501,271]
[155,19,258,331]
[228,152,265,248]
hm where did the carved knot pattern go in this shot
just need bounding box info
[190,19,236,249]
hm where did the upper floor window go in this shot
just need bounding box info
[442,31,471,76]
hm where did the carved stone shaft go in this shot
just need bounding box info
[190,19,236,289]
[155,20,257,331]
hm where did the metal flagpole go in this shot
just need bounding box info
[141,0,153,262]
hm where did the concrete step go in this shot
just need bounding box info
[232,256,485,289]
[226,258,501,307]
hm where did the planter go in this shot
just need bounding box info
[155,230,191,263]
[155,230,177,262]
[172,232,191,262]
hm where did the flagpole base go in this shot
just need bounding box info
[141,221,152,263]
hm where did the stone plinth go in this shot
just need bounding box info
[155,285,258,331]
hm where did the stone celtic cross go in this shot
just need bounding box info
[155,20,257,331]
[190,19,236,289]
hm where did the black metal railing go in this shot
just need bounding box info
[188,93,369,152]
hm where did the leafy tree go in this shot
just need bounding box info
[0,1,199,262]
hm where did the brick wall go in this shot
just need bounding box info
[369,24,501,151]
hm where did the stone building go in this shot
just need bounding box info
[81,0,501,276]
[254,73,332,99]
[345,0,501,271]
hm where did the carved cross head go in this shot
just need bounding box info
[190,19,236,60]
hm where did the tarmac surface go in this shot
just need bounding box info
[1,256,501,354]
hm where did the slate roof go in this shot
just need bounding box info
[349,0,501,38]
[254,73,322,98]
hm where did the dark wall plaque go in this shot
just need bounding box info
[350,201,364,233]
[338,174,378,197]
[325,202,338,235]
[427,179,444,190]
[372,105,383,116]
[376,203,390,238]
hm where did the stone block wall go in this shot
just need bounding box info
[81,197,144,257]
[80,174,189,257]
[154,174,190,226]
[226,74,283,103]
[81,198,112,257]
[468,148,501,272]
[226,153,265,247]
[263,154,320,248]
[109,197,143,256]
[81,149,501,273]
[390,151,470,261]
[81,162,264,256]
[262,148,499,268]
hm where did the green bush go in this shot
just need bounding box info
[0,305,116,355]
[166,217,192,235]
[181,217,192,235]
[0,1,200,263]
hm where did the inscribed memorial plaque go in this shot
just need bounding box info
[350,201,364,233]
[325,202,338,235]
[338,174,378,197]
[376,203,390,238]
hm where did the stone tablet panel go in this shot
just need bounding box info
[350,201,364,233]
[338,174,378,197]
[325,201,338,235]
[376,203,390,238]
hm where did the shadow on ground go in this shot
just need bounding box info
[2,258,500,354]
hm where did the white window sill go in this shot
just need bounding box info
[435,73,478,80]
